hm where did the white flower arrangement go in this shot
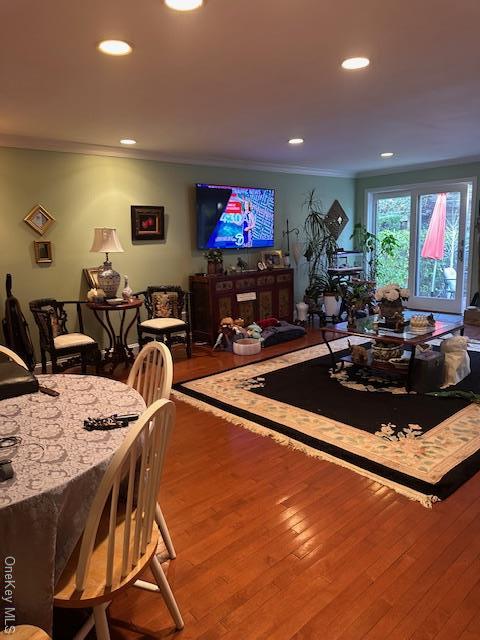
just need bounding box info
[375,283,410,303]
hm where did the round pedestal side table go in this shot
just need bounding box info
[87,298,143,373]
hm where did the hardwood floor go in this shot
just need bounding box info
[104,326,480,639]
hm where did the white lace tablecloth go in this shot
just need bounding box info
[0,374,145,633]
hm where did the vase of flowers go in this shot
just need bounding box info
[204,248,224,275]
[375,283,410,328]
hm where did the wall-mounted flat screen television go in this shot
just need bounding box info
[196,183,275,249]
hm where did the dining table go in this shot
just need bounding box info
[0,374,146,633]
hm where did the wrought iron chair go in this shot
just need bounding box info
[29,299,101,374]
[136,286,192,358]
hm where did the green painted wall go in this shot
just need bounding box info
[355,163,479,297]
[0,146,354,355]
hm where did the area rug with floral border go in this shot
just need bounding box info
[173,337,480,508]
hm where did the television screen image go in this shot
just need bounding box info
[196,183,275,249]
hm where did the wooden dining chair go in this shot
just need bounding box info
[1,626,51,640]
[0,344,28,369]
[136,286,192,358]
[29,298,100,374]
[54,399,184,638]
[127,342,176,559]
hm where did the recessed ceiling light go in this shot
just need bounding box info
[98,40,132,56]
[120,138,137,145]
[165,0,204,10]
[341,57,370,70]
[380,152,394,158]
[288,138,304,145]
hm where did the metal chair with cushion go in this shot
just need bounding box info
[137,286,192,358]
[29,298,101,374]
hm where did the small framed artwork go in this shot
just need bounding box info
[83,267,101,289]
[24,204,55,236]
[131,205,165,241]
[261,250,283,269]
[34,241,52,264]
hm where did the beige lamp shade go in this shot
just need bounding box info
[90,228,124,253]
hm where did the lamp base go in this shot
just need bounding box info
[98,260,120,299]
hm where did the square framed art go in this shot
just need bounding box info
[24,204,55,236]
[34,240,52,264]
[131,206,165,241]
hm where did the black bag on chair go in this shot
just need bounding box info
[2,274,36,371]
[0,361,39,400]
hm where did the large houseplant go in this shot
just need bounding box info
[302,190,339,310]
[316,272,347,318]
[350,223,399,283]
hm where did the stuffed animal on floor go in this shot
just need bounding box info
[233,317,248,337]
[247,322,263,341]
[213,317,236,351]
[348,340,369,366]
[440,335,470,387]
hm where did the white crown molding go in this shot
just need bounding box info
[0,133,354,179]
[355,154,480,179]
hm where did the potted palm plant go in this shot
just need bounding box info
[317,272,346,319]
[302,190,338,312]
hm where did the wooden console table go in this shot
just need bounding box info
[189,268,294,345]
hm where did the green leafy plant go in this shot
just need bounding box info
[204,248,223,263]
[303,189,338,301]
[350,223,399,282]
[343,280,375,309]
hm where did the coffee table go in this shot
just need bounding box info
[320,313,464,391]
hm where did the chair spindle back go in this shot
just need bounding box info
[74,399,175,590]
[127,341,173,405]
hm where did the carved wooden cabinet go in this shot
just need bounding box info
[189,268,294,344]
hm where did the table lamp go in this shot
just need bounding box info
[89,228,124,298]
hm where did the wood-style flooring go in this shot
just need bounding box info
[104,326,480,639]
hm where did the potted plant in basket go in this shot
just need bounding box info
[204,248,224,275]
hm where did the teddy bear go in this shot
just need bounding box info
[247,322,263,341]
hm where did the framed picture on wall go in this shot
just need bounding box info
[24,204,55,236]
[261,250,283,269]
[34,240,52,264]
[131,205,165,241]
[83,267,101,289]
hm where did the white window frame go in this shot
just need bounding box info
[364,177,477,310]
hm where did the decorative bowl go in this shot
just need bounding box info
[372,343,403,362]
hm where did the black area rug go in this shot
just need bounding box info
[251,347,480,434]
[174,339,480,506]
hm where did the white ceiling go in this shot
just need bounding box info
[1,0,480,177]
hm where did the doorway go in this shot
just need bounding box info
[369,180,474,314]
